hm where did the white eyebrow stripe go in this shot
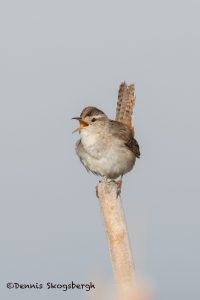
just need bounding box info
[90,114,103,119]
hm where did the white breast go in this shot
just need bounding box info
[80,129,108,159]
[76,129,136,179]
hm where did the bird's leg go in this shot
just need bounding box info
[96,176,123,198]
[96,176,107,198]
[115,175,123,196]
[99,175,107,183]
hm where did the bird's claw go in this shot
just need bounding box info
[115,179,122,197]
[96,177,123,198]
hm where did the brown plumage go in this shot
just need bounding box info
[109,120,140,158]
[72,82,140,179]
[80,106,104,118]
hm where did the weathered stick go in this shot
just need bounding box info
[97,177,138,300]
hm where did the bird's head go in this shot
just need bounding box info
[72,106,108,134]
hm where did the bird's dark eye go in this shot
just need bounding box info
[91,118,96,122]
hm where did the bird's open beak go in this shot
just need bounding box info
[72,117,89,133]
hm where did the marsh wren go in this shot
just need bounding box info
[72,83,140,180]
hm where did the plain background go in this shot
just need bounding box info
[0,1,199,299]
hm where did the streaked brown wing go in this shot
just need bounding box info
[110,120,140,158]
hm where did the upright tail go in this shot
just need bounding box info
[115,82,136,136]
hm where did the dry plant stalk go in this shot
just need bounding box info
[96,82,142,300]
[97,178,137,300]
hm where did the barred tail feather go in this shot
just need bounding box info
[115,82,136,135]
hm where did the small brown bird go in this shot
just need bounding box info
[72,82,140,181]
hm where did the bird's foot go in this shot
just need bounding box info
[99,176,105,183]
[96,176,122,197]
[115,179,123,197]
[99,176,112,183]
[96,176,107,197]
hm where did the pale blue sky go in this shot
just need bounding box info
[0,1,200,299]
